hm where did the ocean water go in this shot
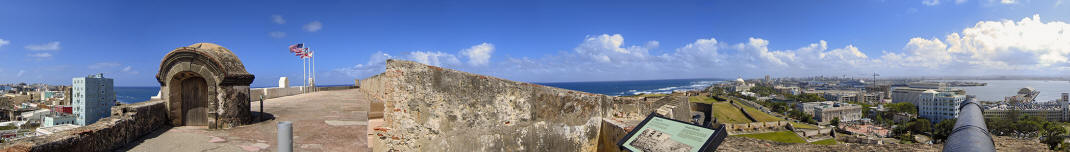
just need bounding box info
[116,86,160,104]
[945,80,1070,102]
[538,79,723,96]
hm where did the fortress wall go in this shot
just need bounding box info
[362,59,689,152]
[0,100,169,152]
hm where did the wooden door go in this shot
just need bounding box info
[182,77,208,126]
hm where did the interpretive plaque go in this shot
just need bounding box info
[618,113,727,152]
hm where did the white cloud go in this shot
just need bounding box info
[460,43,494,66]
[27,52,52,58]
[336,14,1070,83]
[956,0,968,4]
[269,31,286,38]
[923,0,941,6]
[942,14,1070,69]
[89,62,121,69]
[304,21,323,32]
[335,51,393,78]
[1001,0,1016,4]
[16,70,25,77]
[122,66,139,74]
[272,15,286,24]
[574,34,658,64]
[25,41,60,51]
[0,38,9,48]
[407,51,461,67]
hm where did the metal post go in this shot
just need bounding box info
[259,95,264,121]
[278,121,293,152]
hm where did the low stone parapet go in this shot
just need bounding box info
[0,100,168,152]
[250,87,304,100]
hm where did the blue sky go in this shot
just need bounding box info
[0,0,1068,87]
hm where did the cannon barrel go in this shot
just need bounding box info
[942,99,995,152]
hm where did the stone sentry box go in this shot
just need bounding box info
[156,43,255,129]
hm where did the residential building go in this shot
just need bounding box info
[72,73,116,126]
[918,90,966,123]
[42,114,76,127]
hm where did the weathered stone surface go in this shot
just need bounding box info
[361,60,688,152]
[156,43,254,129]
[0,100,169,152]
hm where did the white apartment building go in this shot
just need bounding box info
[918,90,966,123]
[72,74,116,126]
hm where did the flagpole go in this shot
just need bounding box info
[312,48,316,92]
[302,47,307,93]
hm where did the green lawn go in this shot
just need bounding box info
[711,102,753,123]
[810,138,837,145]
[688,96,720,104]
[733,131,807,143]
[790,122,819,130]
[739,104,783,122]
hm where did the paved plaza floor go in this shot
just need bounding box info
[120,89,369,152]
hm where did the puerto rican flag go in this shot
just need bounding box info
[298,49,313,59]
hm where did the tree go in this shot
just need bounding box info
[1041,122,1067,150]
[886,102,918,115]
[749,86,777,97]
[830,117,840,127]
[793,94,826,103]
[908,118,932,135]
[933,118,957,142]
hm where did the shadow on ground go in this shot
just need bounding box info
[114,125,174,151]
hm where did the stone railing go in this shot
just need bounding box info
[362,59,691,152]
[249,85,357,101]
[250,87,304,100]
[0,100,168,152]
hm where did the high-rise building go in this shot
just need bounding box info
[72,73,115,126]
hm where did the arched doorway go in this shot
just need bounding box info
[157,43,255,129]
[181,77,208,126]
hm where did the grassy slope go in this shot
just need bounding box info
[790,122,820,130]
[688,96,719,104]
[739,103,783,122]
[733,131,808,144]
[711,102,754,123]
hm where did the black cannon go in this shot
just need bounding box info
[942,98,995,152]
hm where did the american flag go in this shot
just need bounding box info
[289,43,306,54]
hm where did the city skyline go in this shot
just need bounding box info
[1,0,1068,86]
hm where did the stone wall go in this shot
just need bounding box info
[0,100,168,152]
[362,60,689,152]
[796,128,834,137]
[724,121,791,135]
